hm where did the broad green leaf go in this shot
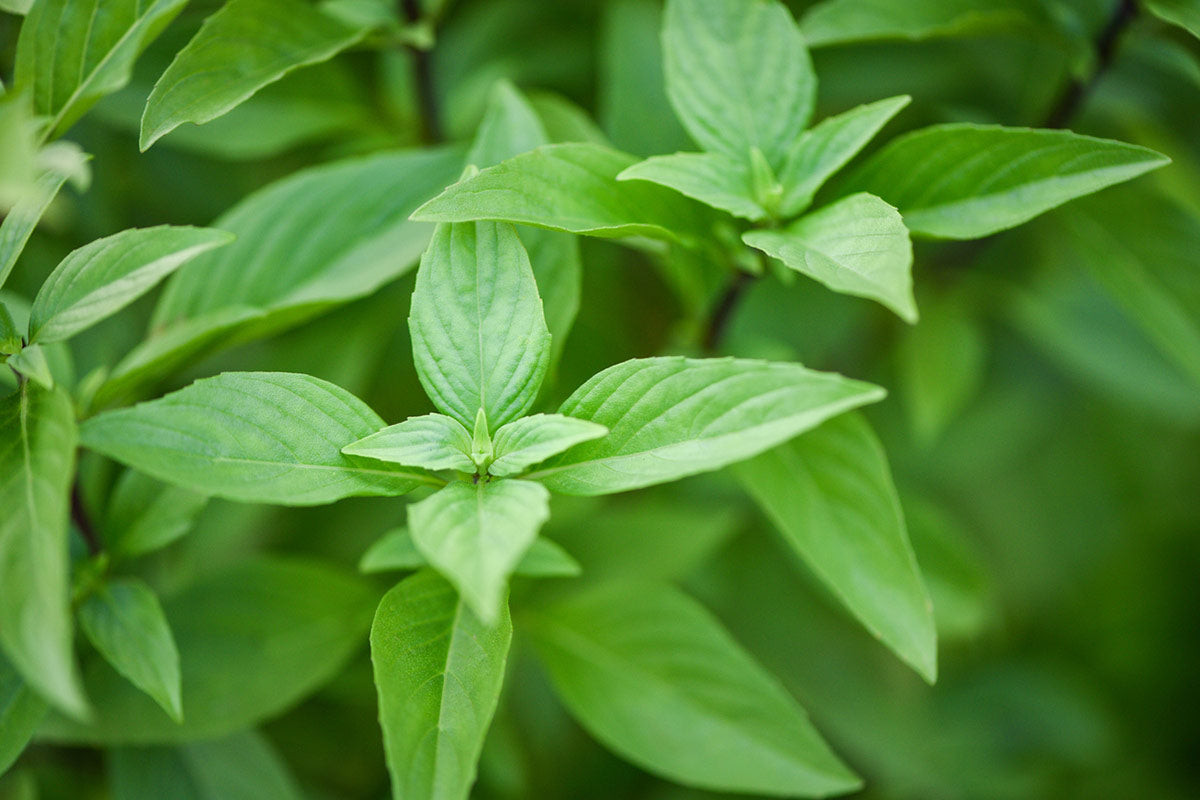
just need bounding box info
[838,124,1170,239]
[102,471,208,559]
[0,655,46,776]
[344,413,474,473]
[42,558,375,744]
[801,0,1032,46]
[140,0,367,150]
[371,570,511,800]
[466,80,548,168]
[411,143,710,244]
[526,357,885,495]
[733,413,938,682]
[14,0,189,137]
[0,147,90,290]
[663,0,815,168]
[1147,0,1200,40]
[530,583,860,796]
[408,479,550,623]
[78,578,182,722]
[527,90,609,147]
[0,382,85,718]
[489,414,608,478]
[618,152,766,220]
[777,95,911,217]
[409,222,551,430]
[743,193,917,322]
[361,527,580,578]
[29,226,233,343]
[109,730,304,800]
[81,372,436,506]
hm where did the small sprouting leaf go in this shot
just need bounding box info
[7,343,54,388]
[1146,0,1200,40]
[777,95,911,217]
[409,222,551,430]
[0,148,90,290]
[734,413,938,682]
[408,480,551,623]
[525,356,885,495]
[489,414,609,478]
[361,527,580,579]
[29,226,233,343]
[1,654,47,775]
[371,570,511,800]
[102,471,208,560]
[140,0,368,151]
[743,193,917,322]
[530,583,860,796]
[838,124,1170,239]
[80,372,436,506]
[617,152,766,220]
[663,0,816,168]
[343,414,475,473]
[800,0,1033,47]
[78,578,182,722]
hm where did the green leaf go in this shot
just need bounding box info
[489,414,608,478]
[466,80,548,168]
[0,654,46,776]
[29,226,233,344]
[801,0,1032,47]
[361,527,580,578]
[409,222,551,430]
[1147,0,1200,40]
[0,301,20,354]
[838,124,1170,239]
[343,413,474,473]
[663,0,816,168]
[0,149,90,290]
[109,730,304,800]
[733,413,938,682]
[371,570,511,800]
[411,143,710,245]
[777,95,911,217]
[42,558,375,744]
[102,471,208,559]
[617,152,766,220]
[6,343,54,389]
[140,0,367,151]
[530,583,860,796]
[509,537,581,578]
[14,0,189,138]
[81,372,435,506]
[0,0,32,15]
[743,193,917,322]
[526,356,885,495]
[408,479,550,623]
[0,382,85,718]
[78,578,182,722]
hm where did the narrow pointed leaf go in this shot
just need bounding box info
[618,152,766,220]
[361,528,580,578]
[530,583,860,796]
[489,414,608,478]
[0,150,89,290]
[80,372,435,506]
[838,124,1170,239]
[408,480,550,623]
[733,413,938,682]
[343,414,474,473]
[744,193,917,322]
[1,655,47,775]
[526,357,885,495]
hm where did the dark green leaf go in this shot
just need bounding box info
[1142,0,1200,40]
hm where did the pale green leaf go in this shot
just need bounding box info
[838,124,1170,239]
[0,0,32,14]
[0,655,46,776]
[530,583,860,796]
[80,372,436,506]
[102,471,208,559]
[509,537,581,578]
[343,413,474,473]
[78,578,182,722]
[527,90,609,147]
[744,193,917,322]
[409,222,550,430]
[0,301,19,354]
[734,413,938,682]
[371,570,511,800]
[29,226,233,343]
[801,0,1032,46]
[6,344,54,389]
[618,152,766,220]
[663,0,815,168]
[0,149,90,290]
[361,527,580,578]
[408,479,550,623]
[526,356,885,495]
[0,382,85,718]
[489,414,608,478]
[466,80,548,168]
[1147,0,1200,40]
[140,0,367,150]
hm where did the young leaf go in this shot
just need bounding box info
[0,149,90,290]
[343,414,474,473]
[6,343,54,389]
[663,0,816,168]
[0,382,86,719]
[408,480,550,623]
[530,583,860,796]
[777,95,911,217]
[1,655,47,775]
[78,578,182,722]
[102,471,208,559]
[371,570,512,800]
[361,528,580,578]
[801,0,1032,47]
[80,372,436,506]
[838,124,1170,239]
[140,0,367,151]
[13,0,189,137]
[733,413,938,682]
[743,193,917,322]
[409,222,551,430]
[525,357,885,495]
[29,226,233,343]
[489,414,608,478]
[411,143,710,245]
[617,152,766,220]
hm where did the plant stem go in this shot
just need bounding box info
[1042,0,1138,128]
[702,270,754,354]
[400,0,442,144]
[71,483,102,556]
